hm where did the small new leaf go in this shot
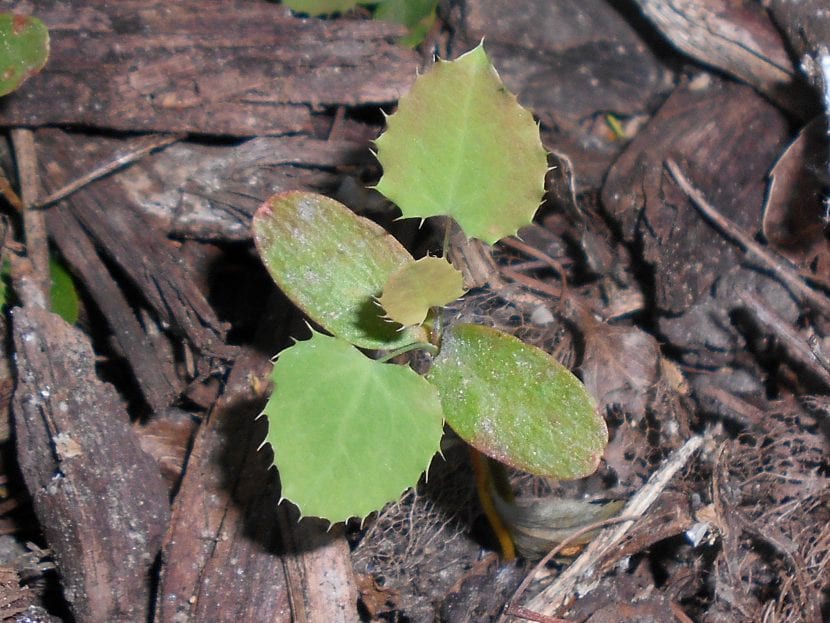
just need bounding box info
[264,331,444,522]
[379,256,465,326]
[375,42,547,244]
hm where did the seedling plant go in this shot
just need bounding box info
[252,44,608,531]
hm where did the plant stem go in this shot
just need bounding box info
[441,217,451,258]
[376,341,439,363]
[470,448,516,560]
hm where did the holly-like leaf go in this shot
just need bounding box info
[0,14,49,97]
[374,42,547,245]
[427,324,606,479]
[253,191,426,350]
[264,331,444,522]
[378,256,465,326]
[281,0,358,16]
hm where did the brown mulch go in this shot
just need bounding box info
[0,1,828,622]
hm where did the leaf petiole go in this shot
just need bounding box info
[377,341,439,363]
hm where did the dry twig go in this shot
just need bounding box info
[504,434,705,621]
[666,159,830,318]
[10,130,49,308]
[32,133,184,210]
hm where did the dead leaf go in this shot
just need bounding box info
[569,299,660,416]
[355,573,400,619]
[763,115,829,272]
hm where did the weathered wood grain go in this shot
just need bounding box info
[0,0,419,136]
[115,136,369,241]
[37,129,229,360]
[632,0,815,116]
[11,306,170,622]
[601,77,789,314]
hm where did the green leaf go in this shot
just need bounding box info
[0,257,78,323]
[373,0,437,47]
[378,256,465,326]
[49,258,79,325]
[374,42,548,245]
[264,331,444,522]
[427,324,606,479]
[253,191,426,350]
[0,259,9,311]
[0,14,49,97]
[281,0,359,16]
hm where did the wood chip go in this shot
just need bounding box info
[11,306,170,623]
[0,0,419,136]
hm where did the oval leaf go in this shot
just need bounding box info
[253,191,425,350]
[0,14,49,97]
[427,324,606,479]
[378,256,465,326]
[374,42,548,244]
[264,331,444,522]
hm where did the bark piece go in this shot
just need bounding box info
[156,300,358,623]
[660,264,798,370]
[632,0,816,116]
[134,407,198,493]
[12,130,50,305]
[602,77,789,314]
[116,137,368,241]
[11,306,170,623]
[763,115,830,269]
[768,0,830,92]
[46,204,182,411]
[37,128,228,358]
[0,0,418,136]
[459,0,668,128]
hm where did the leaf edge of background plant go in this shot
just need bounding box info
[0,13,50,97]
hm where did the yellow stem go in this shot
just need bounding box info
[470,448,516,560]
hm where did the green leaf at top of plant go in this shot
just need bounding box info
[0,14,49,97]
[373,0,437,47]
[49,258,79,325]
[427,323,607,479]
[252,191,426,350]
[374,42,547,245]
[378,256,465,326]
[281,0,358,16]
[264,330,444,522]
